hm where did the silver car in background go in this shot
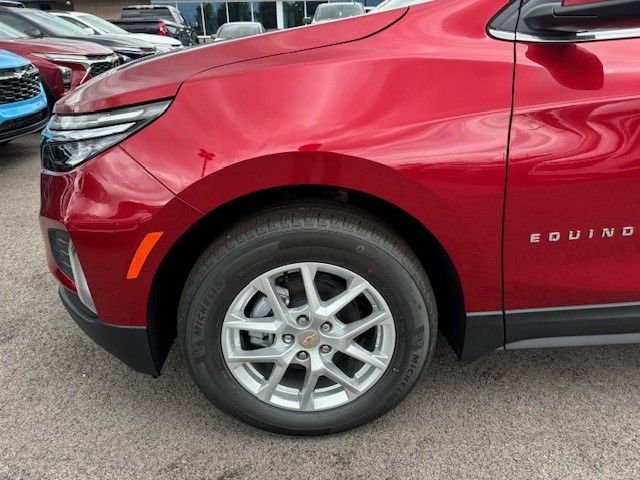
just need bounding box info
[52,11,182,53]
[212,21,265,43]
[304,2,366,24]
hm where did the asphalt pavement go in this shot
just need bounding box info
[1,134,639,479]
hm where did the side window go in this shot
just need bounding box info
[63,17,88,29]
[0,13,34,33]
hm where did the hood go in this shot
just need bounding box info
[55,9,406,114]
[0,48,29,68]
[0,36,113,56]
[129,33,182,46]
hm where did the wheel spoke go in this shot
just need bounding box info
[318,277,368,317]
[224,313,281,333]
[227,345,293,364]
[343,342,388,370]
[299,369,320,410]
[338,310,390,339]
[256,363,288,401]
[299,263,321,311]
[322,361,362,397]
[251,276,291,323]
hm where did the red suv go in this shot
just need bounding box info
[0,22,118,106]
[39,0,640,434]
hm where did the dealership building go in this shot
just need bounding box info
[20,0,382,34]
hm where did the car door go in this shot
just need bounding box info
[498,0,640,347]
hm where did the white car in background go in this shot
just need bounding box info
[51,11,182,53]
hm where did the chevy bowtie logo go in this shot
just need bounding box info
[0,65,37,82]
[530,226,635,243]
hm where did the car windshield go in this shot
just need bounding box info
[78,14,129,35]
[217,24,261,39]
[0,20,26,38]
[23,10,88,36]
[314,3,365,21]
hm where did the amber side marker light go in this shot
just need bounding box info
[127,231,164,280]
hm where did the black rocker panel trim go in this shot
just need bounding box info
[505,302,640,345]
[461,302,640,359]
[458,311,504,362]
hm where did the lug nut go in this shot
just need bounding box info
[320,322,332,332]
[297,315,310,326]
[320,345,332,354]
[282,334,294,344]
[296,351,309,361]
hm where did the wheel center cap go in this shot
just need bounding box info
[299,330,320,349]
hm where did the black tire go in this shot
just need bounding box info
[178,201,437,435]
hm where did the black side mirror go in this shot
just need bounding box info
[524,0,640,34]
[25,27,42,37]
[303,16,312,24]
[190,21,198,28]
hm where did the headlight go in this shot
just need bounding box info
[33,53,119,83]
[33,53,91,63]
[41,100,171,172]
[57,65,72,91]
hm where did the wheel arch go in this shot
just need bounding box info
[147,185,473,372]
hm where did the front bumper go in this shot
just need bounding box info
[0,90,49,142]
[60,286,159,375]
[40,146,202,374]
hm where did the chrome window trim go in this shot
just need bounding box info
[489,26,640,43]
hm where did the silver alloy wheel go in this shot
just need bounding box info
[221,262,396,412]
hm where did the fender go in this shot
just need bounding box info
[161,150,501,314]
[122,0,514,314]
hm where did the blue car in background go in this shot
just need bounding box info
[0,49,48,144]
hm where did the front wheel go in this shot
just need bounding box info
[178,202,437,434]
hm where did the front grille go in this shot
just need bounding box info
[89,62,114,77]
[48,229,73,280]
[86,55,119,78]
[128,48,156,60]
[0,108,47,133]
[0,64,41,104]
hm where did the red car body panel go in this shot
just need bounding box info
[39,0,640,370]
[121,0,514,314]
[0,37,114,99]
[40,146,202,326]
[45,0,514,326]
[55,7,407,115]
[29,54,64,99]
[505,40,640,309]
